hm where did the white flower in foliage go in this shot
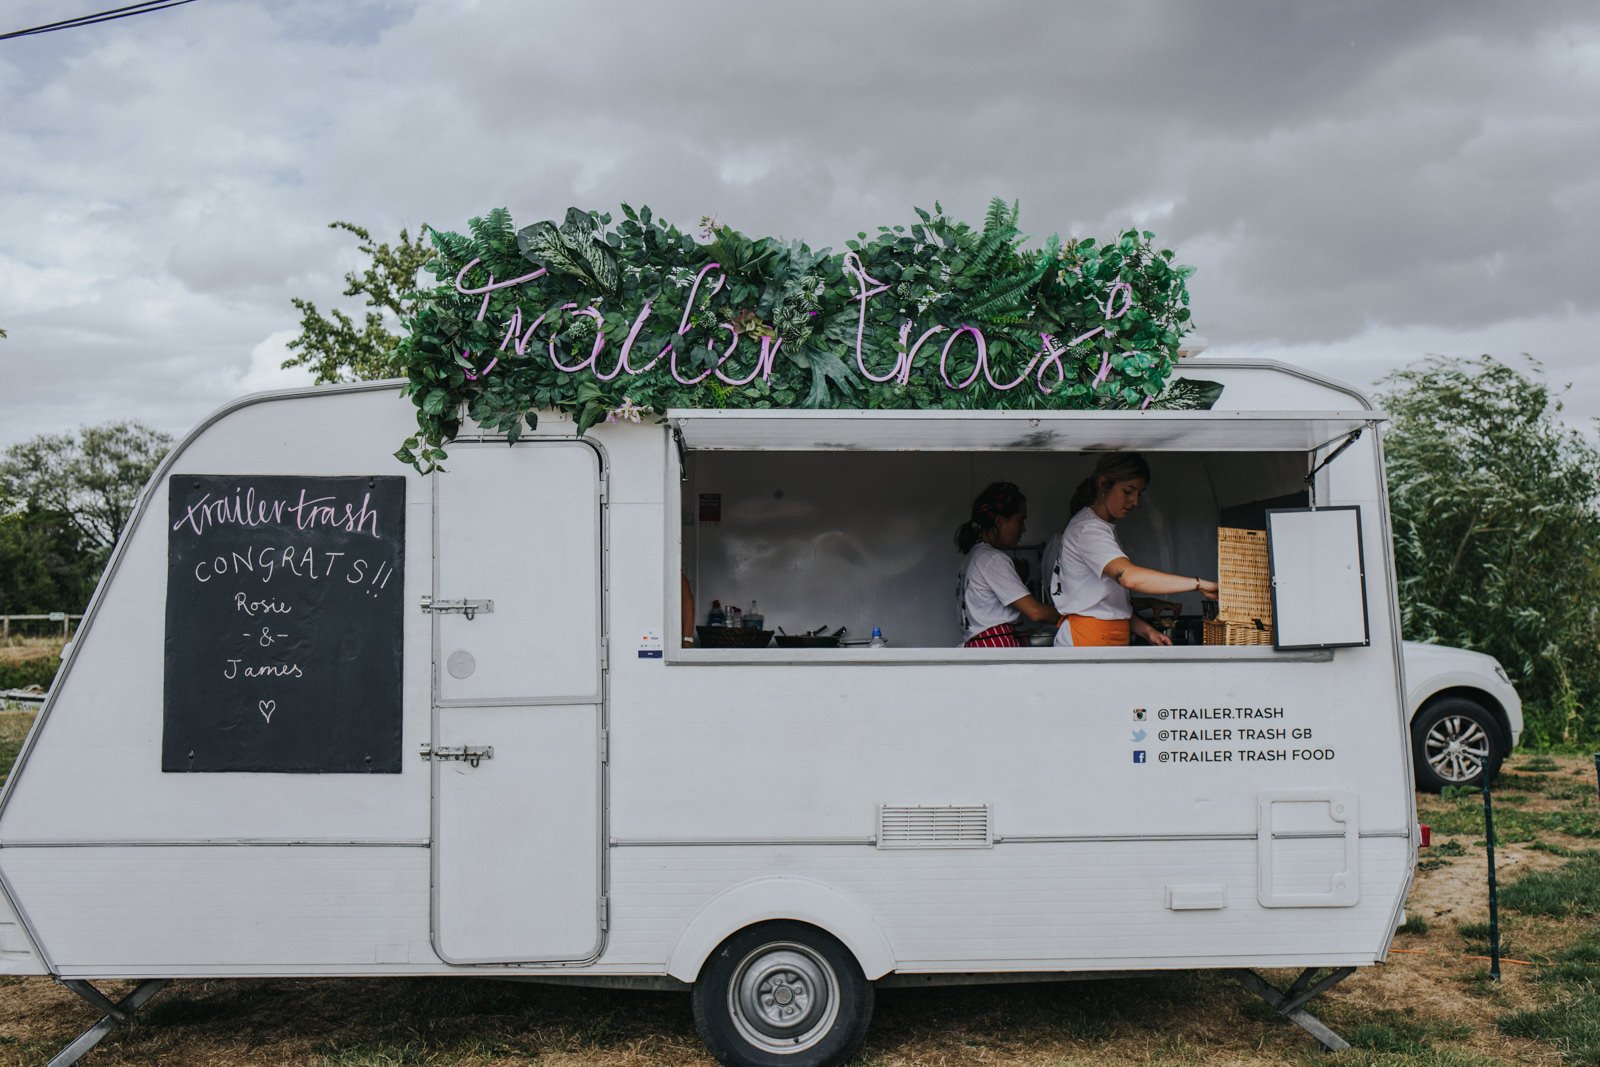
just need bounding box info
[606,397,648,424]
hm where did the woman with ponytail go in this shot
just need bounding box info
[1049,453,1218,647]
[956,482,1061,647]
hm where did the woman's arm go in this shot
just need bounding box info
[1103,557,1219,599]
[1008,593,1062,625]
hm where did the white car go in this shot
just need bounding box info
[1402,640,1524,792]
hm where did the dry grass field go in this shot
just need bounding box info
[0,637,62,665]
[0,727,1595,1066]
[0,638,63,700]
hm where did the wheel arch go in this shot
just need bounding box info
[1412,686,1511,747]
[666,876,895,983]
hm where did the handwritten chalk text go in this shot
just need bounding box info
[234,593,293,616]
[224,659,304,680]
[173,486,382,539]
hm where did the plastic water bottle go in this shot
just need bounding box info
[744,600,764,630]
[708,600,725,627]
[869,627,885,648]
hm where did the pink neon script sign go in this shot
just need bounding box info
[451,257,1155,402]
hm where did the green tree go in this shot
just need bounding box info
[1379,354,1600,745]
[0,421,172,559]
[0,509,98,613]
[283,221,432,383]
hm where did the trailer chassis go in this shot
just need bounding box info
[48,978,170,1067]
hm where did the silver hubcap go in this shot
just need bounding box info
[1425,714,1491,782]
[728,941,840,1054]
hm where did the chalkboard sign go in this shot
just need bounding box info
[163,475,406,773]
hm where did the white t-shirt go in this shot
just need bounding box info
[1050,508,1131,647]
[958,542,1031,641]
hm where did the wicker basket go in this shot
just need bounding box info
[1216,527,1273,626]
[1203,618,1273,646]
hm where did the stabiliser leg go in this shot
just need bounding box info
[1235,967,1354,1051]
[48,978,171,1067]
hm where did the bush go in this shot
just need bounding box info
[1380,355,1600,745]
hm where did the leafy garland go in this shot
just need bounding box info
[395,198,1202,471]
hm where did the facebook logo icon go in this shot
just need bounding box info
[1132,750,1147,764]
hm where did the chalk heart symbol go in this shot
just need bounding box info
[258,699,277,723]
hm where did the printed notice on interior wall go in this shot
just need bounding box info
[161,475,406,773]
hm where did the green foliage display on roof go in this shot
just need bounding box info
[395,198,1198,470]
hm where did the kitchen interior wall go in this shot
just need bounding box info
[681,451,1306,648]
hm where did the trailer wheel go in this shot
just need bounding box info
[1412,696,1505,792]
[692,921,874,1067]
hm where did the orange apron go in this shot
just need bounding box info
[1067,615,1130,646]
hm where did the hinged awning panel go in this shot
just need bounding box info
[667,409,1383,453]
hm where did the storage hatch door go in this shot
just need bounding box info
[1257,789,1360,908]
[431,440,604,964]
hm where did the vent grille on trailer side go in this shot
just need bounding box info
[877,804,992,849]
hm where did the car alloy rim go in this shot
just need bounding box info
[727,940,841,1054]
[1424,714,1491,782]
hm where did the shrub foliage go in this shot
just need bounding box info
[1380,355,1600,744]
[394,200,1198,470]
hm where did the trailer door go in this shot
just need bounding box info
[429,440,604,964]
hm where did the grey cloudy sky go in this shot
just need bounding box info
[2,0,1597,449]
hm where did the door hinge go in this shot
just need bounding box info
[598,896,609,930]
[418,743,494,768]
[420,596,494,620]
[600,635,609,671]
[599,728,609,764]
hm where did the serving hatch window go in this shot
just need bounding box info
[670,410,1375,653]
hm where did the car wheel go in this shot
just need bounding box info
[692,921,874,1067]
[1412,696,1505,792]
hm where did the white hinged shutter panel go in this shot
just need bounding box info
[1266,507,1369,650]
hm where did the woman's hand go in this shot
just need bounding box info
[1132,615,1172,646]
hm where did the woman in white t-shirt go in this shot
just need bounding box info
[956,482,1061,647]
[1050,453,1218,647]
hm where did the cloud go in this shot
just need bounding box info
[1,0,1598,450]
[236,329,316,394]
[1210,307,1600,440]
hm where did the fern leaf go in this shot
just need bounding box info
[802,350,859,408]
[1143,378,1224,410]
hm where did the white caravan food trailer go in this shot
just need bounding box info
[1,359,1419,1066]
